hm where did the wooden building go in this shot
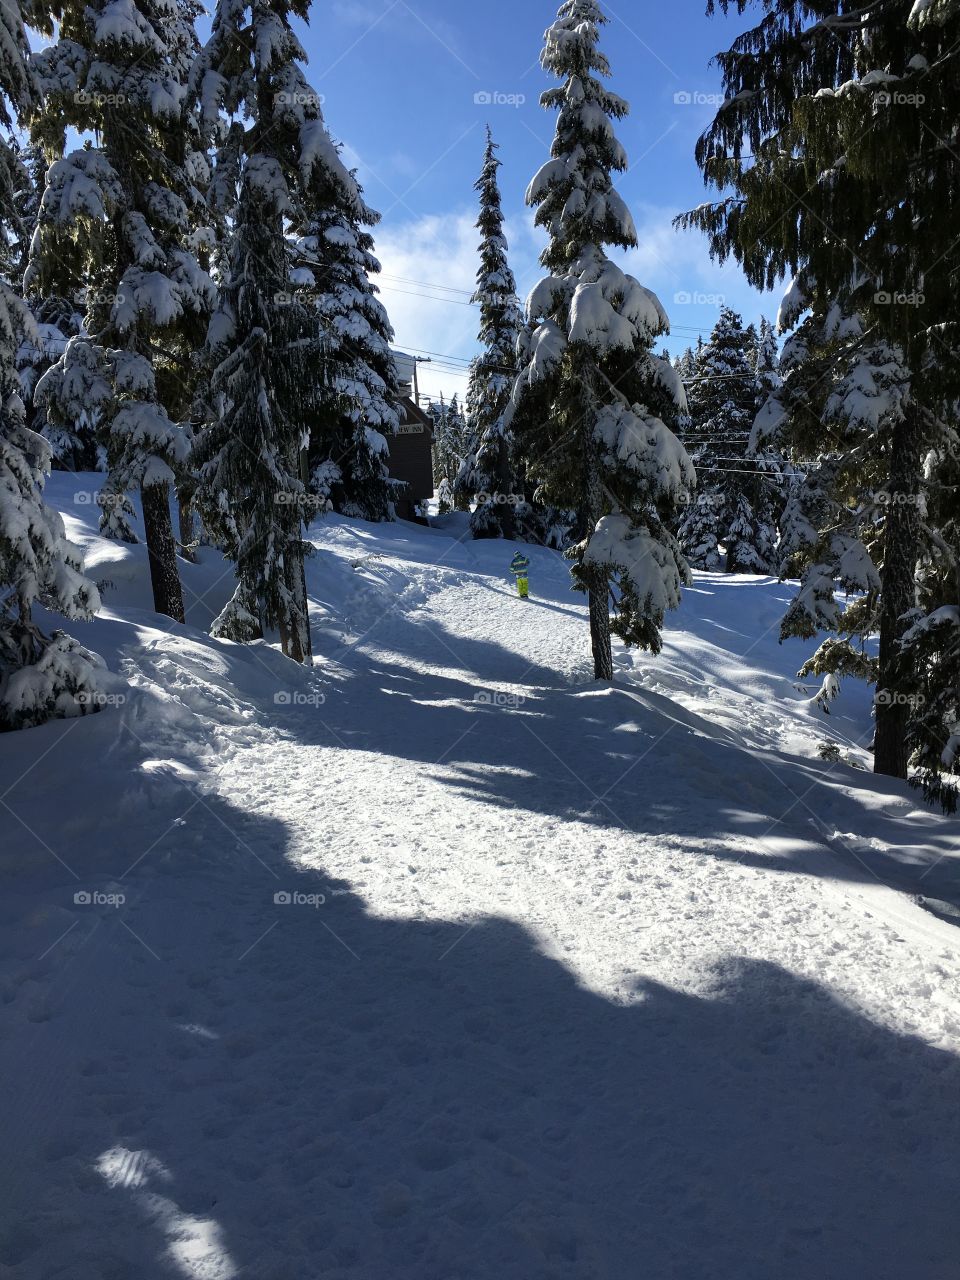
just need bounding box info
[387,351,435,522]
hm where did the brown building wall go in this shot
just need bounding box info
[387,398,434,518]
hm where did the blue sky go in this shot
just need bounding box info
[303,1,778,402]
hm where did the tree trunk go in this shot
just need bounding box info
[874,411,921,779]
[178,492,198,564]
[584,431,613,680]
[282,541,312,666]
[588,577,613,679]
[142,482,186,623]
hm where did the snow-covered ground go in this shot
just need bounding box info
[2,474,959,1279]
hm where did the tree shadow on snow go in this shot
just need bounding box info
[6,802,959,1280]
[296,632,960,904]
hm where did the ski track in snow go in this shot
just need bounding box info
[2,496,960,1279]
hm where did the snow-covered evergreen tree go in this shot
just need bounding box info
[28,0,215,623]
[753,292,915,729]
[752,317,780,404]
[679,307,778,574]
[895,415,960,812]
[191,0,365,663]
[680,0,960,781]
[507,0,693,677]
[454,128,524,539]
[677,490,722,571]
[16,296,91,469]
[0,0,103,730]
[430,395,469,491]
[297,181,404,522]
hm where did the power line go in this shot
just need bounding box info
[380,273,475,299]
[379,284,477,308]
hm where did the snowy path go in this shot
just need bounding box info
[2,512,960,1279]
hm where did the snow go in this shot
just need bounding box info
[535,254,669,354]
[751,392,787,446]
[776,276,808,331]
[593,402,694,499]
[2,477,960,1277]
[93,0,165,52]
[908,0,944,28]
[825,348,910,433]
[584,512,686,614]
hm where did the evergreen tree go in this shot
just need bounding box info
[753,293,919,742]
[429,397,448,487]
[17,295,92,469]
[752,316,780,405]
[0,137,37,294]
[679,0,960,781]
[0,0,102,730]
[297,181,404,522]
[678,307,777,573]
[454,128,524,539]
[675,346,698,385]
[27,0,216,623]
[430,394,468,490]
[190,0,367,663]
[507,0,693,677]
[677,489,722,571]
[897,432,960,811]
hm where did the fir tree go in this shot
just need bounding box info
[27,0,216,623]
[455,128,524,539]
[430,394,469,491]
[897,472,960,813]
[752,317,780,405]
[677,490,722,571]
[0,0,102,730]
[753,294,917,739]
[679,0,960,781]
[17,295,92,469]
[191,0,365,663]
[677,307,778,573]
[507,0,693,677]
[297,181,404,522]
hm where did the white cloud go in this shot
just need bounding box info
[371,202,773,402]
[617,203,774,348]
[372,209,543,404]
